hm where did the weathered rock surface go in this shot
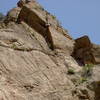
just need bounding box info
[90,65,100,100]
[0,22,76,100]
[5,7,21,23]
[17,1,74,53]
[72,36,96,65]
[92,44,100,64]
[0,0,99,100]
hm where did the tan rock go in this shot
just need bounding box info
[17,0,36,7]
[0,0,100,100]
[17,0,26,7]
[5,7,21,23]
[17,2,74,53]
[92,44,100,64]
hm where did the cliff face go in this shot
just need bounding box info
[0,0,100,100]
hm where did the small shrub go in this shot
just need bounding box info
[77,64,94,85]
[11,44,17,49]
[52,15,56,19]
[84,64,94,69]
[82,64,94,77]
[75,77,87,86]
[80,77,87,83]
[68,69,75,75]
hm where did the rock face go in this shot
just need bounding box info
[17,1,74,53]
[72,36,100,65]
[92,44,100,64]
[72,36,96,65]
[5,7,21,23]
[0,0,100,100]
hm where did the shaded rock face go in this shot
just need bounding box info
[72,36,96,65]
[17,0,26,7]
[17,0,36,8]
[72,36,100,65]
[0,0,100,100]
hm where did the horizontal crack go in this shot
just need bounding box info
[0,43,55,56]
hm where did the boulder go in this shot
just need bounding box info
[72,36,96,65]
[75,35,92,49]
[0,26,75,100]
[5,7,21,23]
[17,2,74,54]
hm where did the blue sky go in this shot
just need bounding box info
[0,0,100,44]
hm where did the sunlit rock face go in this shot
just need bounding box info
[0,0,100,100]
[92,44,100,64]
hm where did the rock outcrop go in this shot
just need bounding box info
[0,0,99,100]
[17,1,74,53]
[72,36,95,65]
[72,36,100,65]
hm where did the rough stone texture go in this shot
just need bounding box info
[0,0,100,100]
[5,7,21,23]
[72,36,96,65]
[0,22,78,100]
[17,0,36,8]
[72,36,100,65]
[91,65,100,100]
[69,65,100,100]
[92,44,100,64]
[17,0,26,7]
[0,1,76,99]
[17,1,74,53]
